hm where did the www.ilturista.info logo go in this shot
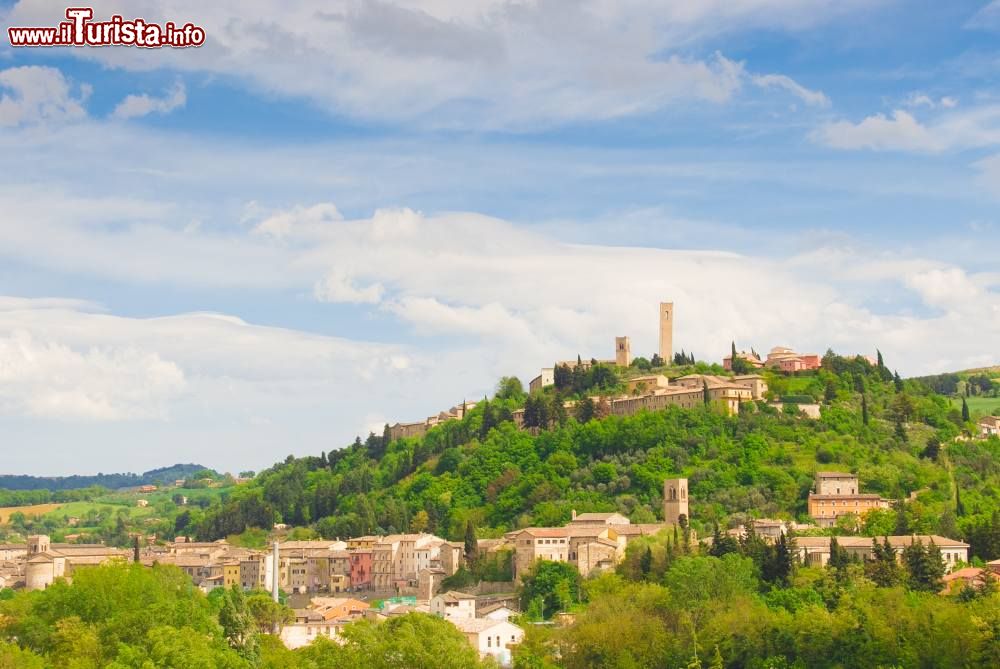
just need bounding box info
[8,7,205,48]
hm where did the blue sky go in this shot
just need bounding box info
[1,1,999,474]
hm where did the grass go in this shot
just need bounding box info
[950,396,1000,416]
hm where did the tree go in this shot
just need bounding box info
[824,379,838,402]
[828,536,850,572]
[479,398,496,440]
[893,371,904,392]
[520,561,581,619]
[865,537,900,587]
[218,585,259,662]
[411,509,430,533]
[903,537,945,592]
[464,520,478,563]
[877,349,885,369]
[575,397,596,423]
[496,376,525,401]
[650,353,664,368]
[640,546,653,577]
[861,393,869,426]
[762,532,795,586]
[335,614,483,669]
[962,397,971,422]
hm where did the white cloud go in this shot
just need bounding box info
[2,1,870,127]
[0,66,88,127]
[815,110,944,152]
[815,107,1000,153]
[111,81,186,120]
[0,329,185,421]
[752,73,830,107]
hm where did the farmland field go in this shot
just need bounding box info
[0,503,63,522]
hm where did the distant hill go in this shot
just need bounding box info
[0,464,215,491]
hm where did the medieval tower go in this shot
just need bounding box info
[663,477,688,526]
[615,336,632,367]
[658,302,673,362]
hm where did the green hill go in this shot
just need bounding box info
[0,463,215,492]
[194,352,1000,562]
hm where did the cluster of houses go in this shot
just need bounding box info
[724,346,823,373]
[388,401,478,442]
[282,592,525,664]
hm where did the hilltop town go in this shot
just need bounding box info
[0,302,998,666]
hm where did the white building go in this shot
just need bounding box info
[431,590,477,620]
[451,618,524,666]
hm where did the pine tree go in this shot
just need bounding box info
[962,397,971,422]
[877,349,885,369]
[640,546,653,577]
[894,371,904,392]
[825,379,838,402]
[866,536,900,587]
[382,423,392,447]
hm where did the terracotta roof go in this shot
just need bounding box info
[815,472,856,478]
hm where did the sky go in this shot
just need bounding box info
[1,1,999,475]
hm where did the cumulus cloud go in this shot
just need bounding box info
[2,0,869,127]
[752,73,830,107]
[0,66,88,127]
[112,81,186,120]
[0,330,185,421]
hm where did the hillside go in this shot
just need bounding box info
[193,352,1000,562]
[0,463,215,491]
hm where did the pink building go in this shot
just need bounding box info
[349,550,373,591]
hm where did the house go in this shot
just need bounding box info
[451,618,524,666]
[280,611,345,649]
[979,416,1000,438]
[763,346,821,371]
[807,472,892,527]
[727,519,788,541]
[625,375,670,395]
[349,549,373,591]
[941,567,997,594]
[478,602,517,622]
[723,350,764,371]
[794,535,969,571]
[136,499,149,508]
[431,590,477,620]
[568,511,630,526]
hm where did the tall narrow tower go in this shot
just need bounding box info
[663,477,689,526]
[658,302,673,362]
[615,336,632,367]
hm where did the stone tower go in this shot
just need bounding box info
[615,336,632,367]
[658,302,673,363]
[27,535,50,555]
[663,478,689,526]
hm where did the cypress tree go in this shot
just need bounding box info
[877,349,885,369]
[640,546,653,577]
[862,393,869,426]
[962,397,971,422]
[464,520,477,563]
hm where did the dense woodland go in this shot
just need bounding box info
[0,464,213,492]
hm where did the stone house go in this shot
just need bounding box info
[431,590,477,620]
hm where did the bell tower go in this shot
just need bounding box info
[663,477,688,526]
[615,336,632,367]
[659,302,673,363]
